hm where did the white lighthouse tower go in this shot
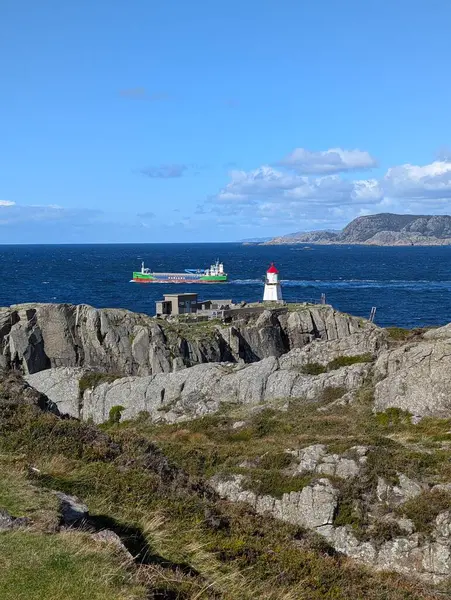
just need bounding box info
[263,263,283,302]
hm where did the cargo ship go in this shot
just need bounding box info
[132,259,228,283]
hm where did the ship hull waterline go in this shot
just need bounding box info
[132,273,228,284]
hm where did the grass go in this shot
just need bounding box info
[299,353,373,375]
[79,372,123,394]
[385,327,433,342]
[0,370,448,599]
[398,489,451,535]
[0,531,146,600]
[242,469,314,498]
[0,458,58,529]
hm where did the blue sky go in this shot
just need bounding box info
[2,0,451,243]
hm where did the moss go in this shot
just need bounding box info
[242,469,314,499]
[79,372,123,394]
[398,490,451,535]
[299,354,373,377]
[327,353,373,370]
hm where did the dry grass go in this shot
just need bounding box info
[0,372,448,599]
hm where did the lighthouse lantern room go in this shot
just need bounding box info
[263,263,283,302]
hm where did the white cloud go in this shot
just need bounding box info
[0,200,15,206]
[204,149,451,232]
[278,148,377,174]
[210,162,383,229]
[384,161,451,200]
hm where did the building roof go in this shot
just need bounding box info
[163,293,198,299]
[267,263,279,274]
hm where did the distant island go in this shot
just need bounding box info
[260,213,451,246]
[240,236,273,243]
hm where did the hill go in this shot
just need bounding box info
[3,302,451,597]
[264,213,451,245]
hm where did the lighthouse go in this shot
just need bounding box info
[263,263,283,302]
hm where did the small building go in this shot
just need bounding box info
[155,294,234,317]
[155,293,199,316]
[199,299,233,311]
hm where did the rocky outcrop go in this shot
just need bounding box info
[209,447,451,584]
[0,301,383,422]
[288,444,368,479]
[28,352,372,423]
[210,474,338,530]
[26,367,88,417]
[0,303,380,376]
[374,336,451,417]
[56,492,89,526]
[0,509,30,531]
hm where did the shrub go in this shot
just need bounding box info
[333,490,365,532]
[259,451,293,470]
[242,469,313,498]
[299,355,372,376]
[327,354,373,370]
[398,489,451,534]
[108,405,125,425]
[300,363,327,375]
[375,407,412,428]
[368,519,404,545]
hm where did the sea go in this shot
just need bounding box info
[1,243,451,329]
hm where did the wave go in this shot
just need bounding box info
[230,279,451,291]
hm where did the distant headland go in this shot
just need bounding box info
[256,213,451,246]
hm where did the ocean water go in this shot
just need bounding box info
[1,243,451,328]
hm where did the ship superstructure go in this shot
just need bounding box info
[132,259,227,283]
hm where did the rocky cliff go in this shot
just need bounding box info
[264,213,451,246]
[0,301,385,421]
[0,301,377,376]
[5,300,451,588]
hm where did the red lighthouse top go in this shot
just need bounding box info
[267,263,279,274]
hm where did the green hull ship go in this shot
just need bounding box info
[132,260,228,284]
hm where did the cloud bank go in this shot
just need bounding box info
[204,148,451,231]
[277,147,377,174]
[4,147,451,242]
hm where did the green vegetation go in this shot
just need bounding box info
[79,372,123,394]
[386,327,411,340]
[300,353,373,375]
[300,362,327,375]
[108,405,125,425]
[320,385,347,403]
[0,531,145,600]
[156,317,223,344]
[242,469,314,498]
[0,458,58,529]
[0,370,449,599]
[398,489,451,535]
[327,353,373,369]
[385,327,434,342]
